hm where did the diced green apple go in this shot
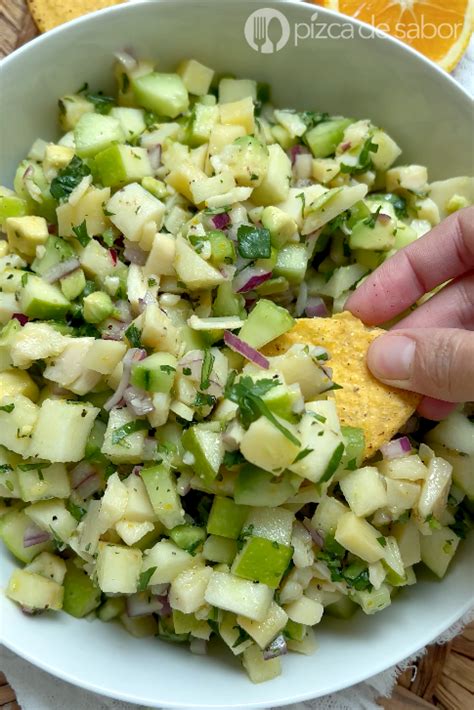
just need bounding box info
[132,72,189,118]
[238,299,294,349]
[182,425,224,483]
[207,496,249,539]
[95,144,153,187]
[7,569,63,611]
[141,464,185,529]
[204,570,273,621]
[62,559,101,617]
[19,275,71,320]
[232,535,293,588]
[74,113,125,158]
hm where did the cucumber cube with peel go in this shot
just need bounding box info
[74,113,125,158]
[169,524,206,554]
[232,536,293,588]
[349,214,397,251]
[130,352,177,393]
[132,72,189,119]
[305,118,353,158]
[207,496,249,539]
[62,560,101,618]
[273,243,308,285]
[237,299,295,349]
[19,275,70,320]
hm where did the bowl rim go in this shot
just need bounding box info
[1,0,473,706]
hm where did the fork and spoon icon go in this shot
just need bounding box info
[253,13,282,53]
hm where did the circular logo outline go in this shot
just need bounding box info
[244,8,291,54]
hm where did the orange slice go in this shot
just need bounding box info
[28,0,125,33]
[316,0,473,71]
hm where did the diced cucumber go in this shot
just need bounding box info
[169,524,206,554]
[101,407,146,464]
[141,464,185,529]
[172,609,211,638]
[339,426,365,471]
[232,536,292,588]
[0,508,53,563]
[132,73,189,118]
[420,525,460,578]
[62,559,101,617]
[19,275,71,320]
[95,144,152,187]
[60,269,86,300]
[31,236,75,277]
[110,106,146,140]
[121,614,159,638]
[74,113,125,158]
[182,425,224,484]
[130,352,177,393]
[234,466,299,508]
[238,299,294,349]
[273,243,308,285]
[213,281,245,318]
[352,584,391,615]
[349,214,397,251]
[305,118,353,158]
[0,188,27,228]
[207,496,249,539]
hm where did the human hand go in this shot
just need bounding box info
[346,206,474,419]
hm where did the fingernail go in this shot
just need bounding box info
[368,335,416,383]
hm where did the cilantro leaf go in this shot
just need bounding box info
[225,375,300,446]
[293,447,313,463]
[0,403,15,413]
[232,626,251,648]
[363,205,382,229]
[102,228,116,248]
[377,536,387,547]
[300,111,330,130]
[111,420,149,447]
[340,137,378,175]
[370,193,408,219]
[223,450,246,468]
[50,156,91,202]
[72,220,91,246]
[137,567,157,591]
[200,349,215,391]
[160,365,176,375]
[125,324,142,348]
[86,91,115,114]
[237,225,271,260]
[0,464,13,474]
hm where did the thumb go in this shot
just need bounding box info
[367,328,474,403]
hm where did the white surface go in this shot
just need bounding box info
[0,1,473,709]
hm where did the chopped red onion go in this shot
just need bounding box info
[104,348,147,411]
[48,223,57,235]
[124,386,154,417]
[150,583,169,596]
[12,313,28,326]
[101,318,128,341]
[295,281,308,317]
[233,266,272,293]
[302,518,324,548]
[288,144,310,166]
[109,249,118,266]
[23,523,51,548]
[211,212,230,230]
[263,634,288,660]
[223,331,269,369]
[23,165,42,203]
[126,592,164,618]
[70,461,101,499]
[378,213,392,225]
[190,638,207,656]
[114,50,138,72]
[218,263,237,281]
[124,240,147,266]
[305,296,329,318]
[380,436,412,460]
[340,141,351,152]
[155,593,172,617]
[147,144,162,172]
[132,465,143,477]
[43,258,81,284]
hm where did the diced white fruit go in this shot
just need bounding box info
[305,399,341,433]
[302,184,368,235]
[174,236,225,291]
[141,540,197,585]
[428,443,474,501]
[287,627,318,656]
[240,416,299,474]
[270,346,330,400]
[122,474,157,522]
[340,466,387,518]
[115,519,154,546]
[0,293,18,324]
[7,569,63,611]
[43,337,94,387]
[354,584,391,615]
[335,512,385,563]
[120,613,159,638]
[370,130,402,171]
[420,526,460,578]
[147,392,171,428]
[238,602,288,649]
[274,110,307,138]
[25,551,67,585]
[312,158,340,184]
[144,232,176,276]
[205,570,273,622]
[96,541,142,594]
[67,368,102,396]
[251,144,292,206]
[386,165,428,194]
[383,536,405,580]
[289,415,343,483]
[77,499,101,556]
[166,161,207,201]
[378,455,427,481]
[106,183,165,242]
[245,507,295,546]
[312,496,349,536]
[169,565,212,614]
[0,447,21,497]
[242,644,282,683]
[29,399,99,463]
[10,323,67,369]
[285,596,324,626]
[385,479,420,512]
[219,97,255,134]
[205,186,253,209]
[83,339,127,375]
[141,303,181,356]
[429,176,474,218]
[97,473,129,533]
[291,521,315,568]
[190,171,235,205]
[426,411,474,456]
[415,456,452,521]
[177,59,214,96]
[18,462,70,502]
[57,186,111,238]
[101,407,146,464]
[5,216,48,258]
[25,499,77,543]
[392,518,422,567]
[0,394,39,456]
[414,197,440,226]
[368,561,386,591]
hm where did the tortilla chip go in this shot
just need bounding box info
[262,312,421,460]
[28,0,125,33]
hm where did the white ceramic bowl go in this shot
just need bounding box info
[1,1,473,707]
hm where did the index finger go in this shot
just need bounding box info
[346,206,474,325]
